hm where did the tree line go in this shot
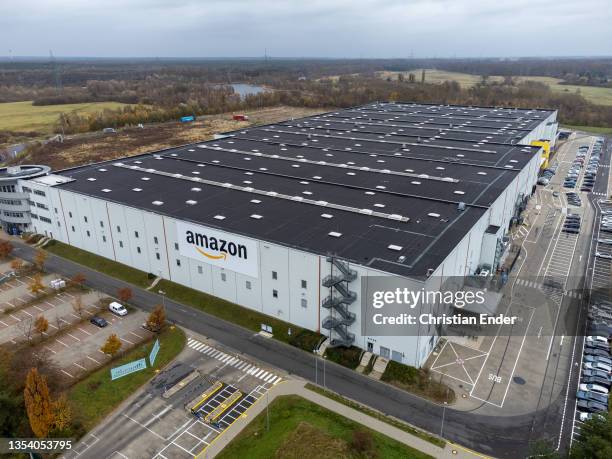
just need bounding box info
[52,75,612,134]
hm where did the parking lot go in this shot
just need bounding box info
[0,259,152,380]
[64,333,285,459]
[569,135,612,447]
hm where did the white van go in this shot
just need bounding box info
[109,301,128,316]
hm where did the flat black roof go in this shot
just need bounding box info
[52,102,553,278]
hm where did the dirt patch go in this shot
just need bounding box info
[10,105,327,170]
[275,421,349,459]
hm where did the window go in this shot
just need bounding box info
[197,266,203,274]
[301,280,307,289]
[137,247,141,254]
[176,259,181,266]
[100,221,104,228]
[57,221,60,227]
[0,185,16,193]
[86,230,91,237]
[301,299,307,308]
[71,226,75,232]
[0,198,21,205]
[39,216,52,224]
[174,243,179,250]
[272,271,277,280]
[102,236,106,242]
[36,202,48,210]
[117,225,121,233]
[272,289,278,298]
[84,216,88,223]
[119,241,124,248]
[134,231,139,238]
[54,208,58,214]
[246,280,251,290]
[22,186,32,193]
[33,189,45,197]
[31,213,38,220]
[155,253,160,260]
[68,212,73,218]
[221,273,227,282]
[154,236,158,244]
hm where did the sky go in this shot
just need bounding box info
[0,0,610,58]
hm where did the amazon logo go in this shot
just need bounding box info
[185,230,248,261]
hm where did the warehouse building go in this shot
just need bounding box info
[15,102,557,367]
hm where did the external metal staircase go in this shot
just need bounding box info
[321,257,357,347]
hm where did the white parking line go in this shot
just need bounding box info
[44,346,57,354]
[73,362,87,371]
[87,355,100,364]
[61,369,74,378]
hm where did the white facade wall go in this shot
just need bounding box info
[16,126,547,368]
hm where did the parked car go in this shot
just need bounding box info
[577,399,608,413]
[584,355,612,366]
[582,376,612,388]
[90,316,108,328]
[584,347,611,358]
[109,301,128,316]
[579,383,610,395]
[579,411,606,422]
[576,390,608,405]
[583,361,612,373]
[587,336,611,345]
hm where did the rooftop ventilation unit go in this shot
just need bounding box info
[458,202,466,211]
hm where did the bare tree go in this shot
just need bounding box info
[17,317,34,343]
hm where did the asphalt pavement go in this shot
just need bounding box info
[11,239,567,458]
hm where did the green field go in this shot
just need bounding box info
[217,395,432,459]
[378,69,612,106]
[0,100,130,133]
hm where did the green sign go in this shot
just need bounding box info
[149,339,160,366]
[111,358,147,380]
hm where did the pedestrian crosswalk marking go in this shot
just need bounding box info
[187,338,282,383]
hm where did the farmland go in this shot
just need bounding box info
[0,100,131,134]
[378,69,612,106]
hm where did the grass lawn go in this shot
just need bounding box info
[562,124,612,135]
[45,240,152,288]
[217,395,432,459]
[67,325,185,431]
[43,241,324,351]
[156,279,307,346]
[305,383,445,448]
[0,100,131,134]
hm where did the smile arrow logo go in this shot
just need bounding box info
[196,247,227,260]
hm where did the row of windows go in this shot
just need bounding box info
[39,216,52,224]
[0,185,16,193]
[0,198,22,206]
[35,202,48,210]
[271,270,307,288]
[33,190,46,197]
[3,211,23,218]
[21,186,32,193]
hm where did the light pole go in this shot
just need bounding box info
[323,355,326,388]
[266,390,270,431]
[314,350,318,385]
[158,289,166,308]
[440,401,448,438]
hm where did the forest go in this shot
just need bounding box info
[0,57,611,135]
